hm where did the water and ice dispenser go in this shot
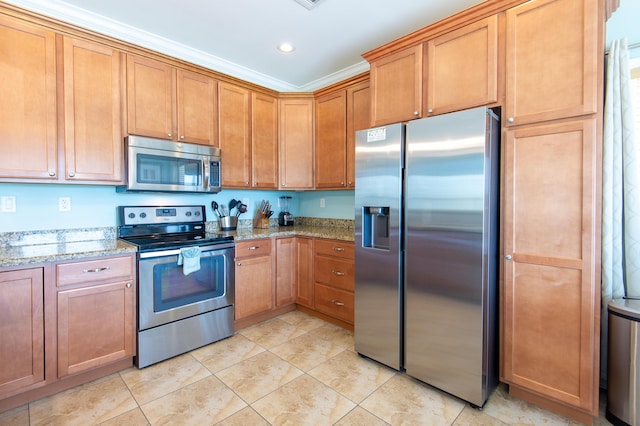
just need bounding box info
[362,206,390,250]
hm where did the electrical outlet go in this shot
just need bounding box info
[58,197,71,212]
[1,196,16,212]
[320,198,325,208]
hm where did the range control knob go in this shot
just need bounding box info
[128,213,135,219]
[186,211,192,217]
[140,212,147,219]
[194,211,201,216]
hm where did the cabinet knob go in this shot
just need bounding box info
[68,172,75,178]
[413,111,419,116]
[428,109,433,114]
[126,282,132,288]
[167,133,172,138]
[180,135,185,140]
[281,183,286,187]
[331,299,345,306]
[246,181,249,186]
[505,254,512,260]
[507,118,514,123]
[341,181,344,186]
[237,262,242,266]
[348,181,353,185]
[49,171,56,177]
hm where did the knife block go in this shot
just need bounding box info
[253,210,270,228]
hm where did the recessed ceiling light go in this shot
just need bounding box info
[277,43,295,53]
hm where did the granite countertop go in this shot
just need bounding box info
[0,220,354,268]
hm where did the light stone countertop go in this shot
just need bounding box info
[0,221,354,268]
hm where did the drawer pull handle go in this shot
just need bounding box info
[248,246,259,250]
[83,267,110,273]
[331,300,345,306]
[332,270,345,276]
[333,247,345,252]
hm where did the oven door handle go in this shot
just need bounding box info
[139,242,235,259]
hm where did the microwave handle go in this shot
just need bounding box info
[203,159,210,190]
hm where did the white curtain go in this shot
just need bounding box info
[601,38,639,383]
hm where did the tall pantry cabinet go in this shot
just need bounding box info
[501,0,602,423]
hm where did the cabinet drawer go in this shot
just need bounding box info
[314,239,354,260]
[56,256,133,287]
[314,257,354,291]
[236,239,272,259]
[314,283,354,324]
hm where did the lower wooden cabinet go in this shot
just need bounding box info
[275,237,296,307]
[0,268,45,398]
[313,239,355,325]
[295,237,314,308]
[234,239,274,320]
[56,255,136,377]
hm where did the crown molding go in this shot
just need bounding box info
[3,0,366,92]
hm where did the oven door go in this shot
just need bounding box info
[137,242,235,331]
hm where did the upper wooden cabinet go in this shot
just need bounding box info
[369,45,423,126]
[504,0,598,126]
[127,55,217,145]
[62,36,124,183]
[251,92,278,189]
[0,15,57,180]
[346,81,370,188]
[218,82,251,187]
[315,90,347,189]
[426,15,499,116]
[278,96,314,190]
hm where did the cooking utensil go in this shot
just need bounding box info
[236,203,247,217]
[211,201,221,218]
[220,205,228,217]
[229,199,238,212]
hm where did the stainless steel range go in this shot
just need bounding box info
[117,205,235,368]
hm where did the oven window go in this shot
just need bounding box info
[137,153,203,186]
[153,255,225,312]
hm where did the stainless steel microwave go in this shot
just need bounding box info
[118,135,221,193]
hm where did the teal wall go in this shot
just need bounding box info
[0,183,354,232]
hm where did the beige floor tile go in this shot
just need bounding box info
[334,406,390,425]
[191,334,265,373]
[29,374,138,426]
[98,407,150,425]
[277,310,327,331]
[0,404,29,426]
[215,351,303,403]
[238,318,307,349]
[360,374,465,426]
[481,384,574,425]
[270,332,346,371]
[120,354,211,405]
[214,406,269,425]
[452,406,508,425]
[309,323,354,349]
[308,349,396,403]
[140,375,246,425]
[252,375,356,425]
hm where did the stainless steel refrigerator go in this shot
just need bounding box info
[354,106,499,407]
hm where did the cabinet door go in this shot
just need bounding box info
[426,15,498,116]
[0,268,44,397]
[218,82,251,188]
[505,0,598,126]
[251,92,278,189]
[234,255,274,320]
[62,37,123,183]
[0,16,57,180]
[502,118,599,414]
[295,237,314,308]
[275,237,296,307]
[278,97,314,190]
[346,81,370,188]
[370,45,422,126]
[177,69,216,145]
[315,90,347,189]
[57,280,134,377]
[126,55,175,139]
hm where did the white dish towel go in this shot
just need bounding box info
[177,246,201,275]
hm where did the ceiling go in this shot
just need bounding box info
[6,0,485,91]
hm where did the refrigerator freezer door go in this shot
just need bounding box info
[354,123,404,370]
[404,107,499,407]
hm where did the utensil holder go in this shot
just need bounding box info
[220,216,237,231]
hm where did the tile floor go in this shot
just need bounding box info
[0,310,613,425]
